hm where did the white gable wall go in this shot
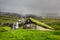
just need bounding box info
[36,25,53,31]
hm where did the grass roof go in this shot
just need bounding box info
[29,17,54,30]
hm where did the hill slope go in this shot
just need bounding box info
[0,12,20,23]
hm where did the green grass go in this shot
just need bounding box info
[0,15,60,40]
[0,26,11,32]
[0,30,60,40]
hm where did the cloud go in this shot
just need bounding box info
[0,0,60,17]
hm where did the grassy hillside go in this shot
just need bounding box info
[0,13,20,23]
[0,12,60,40]
[0,30,60,40]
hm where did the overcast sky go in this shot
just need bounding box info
[0,0,60,17]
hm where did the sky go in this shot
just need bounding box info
[0,0,60,17]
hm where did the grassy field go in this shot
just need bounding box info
[0,14,60,40]
[0,30,60,40]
